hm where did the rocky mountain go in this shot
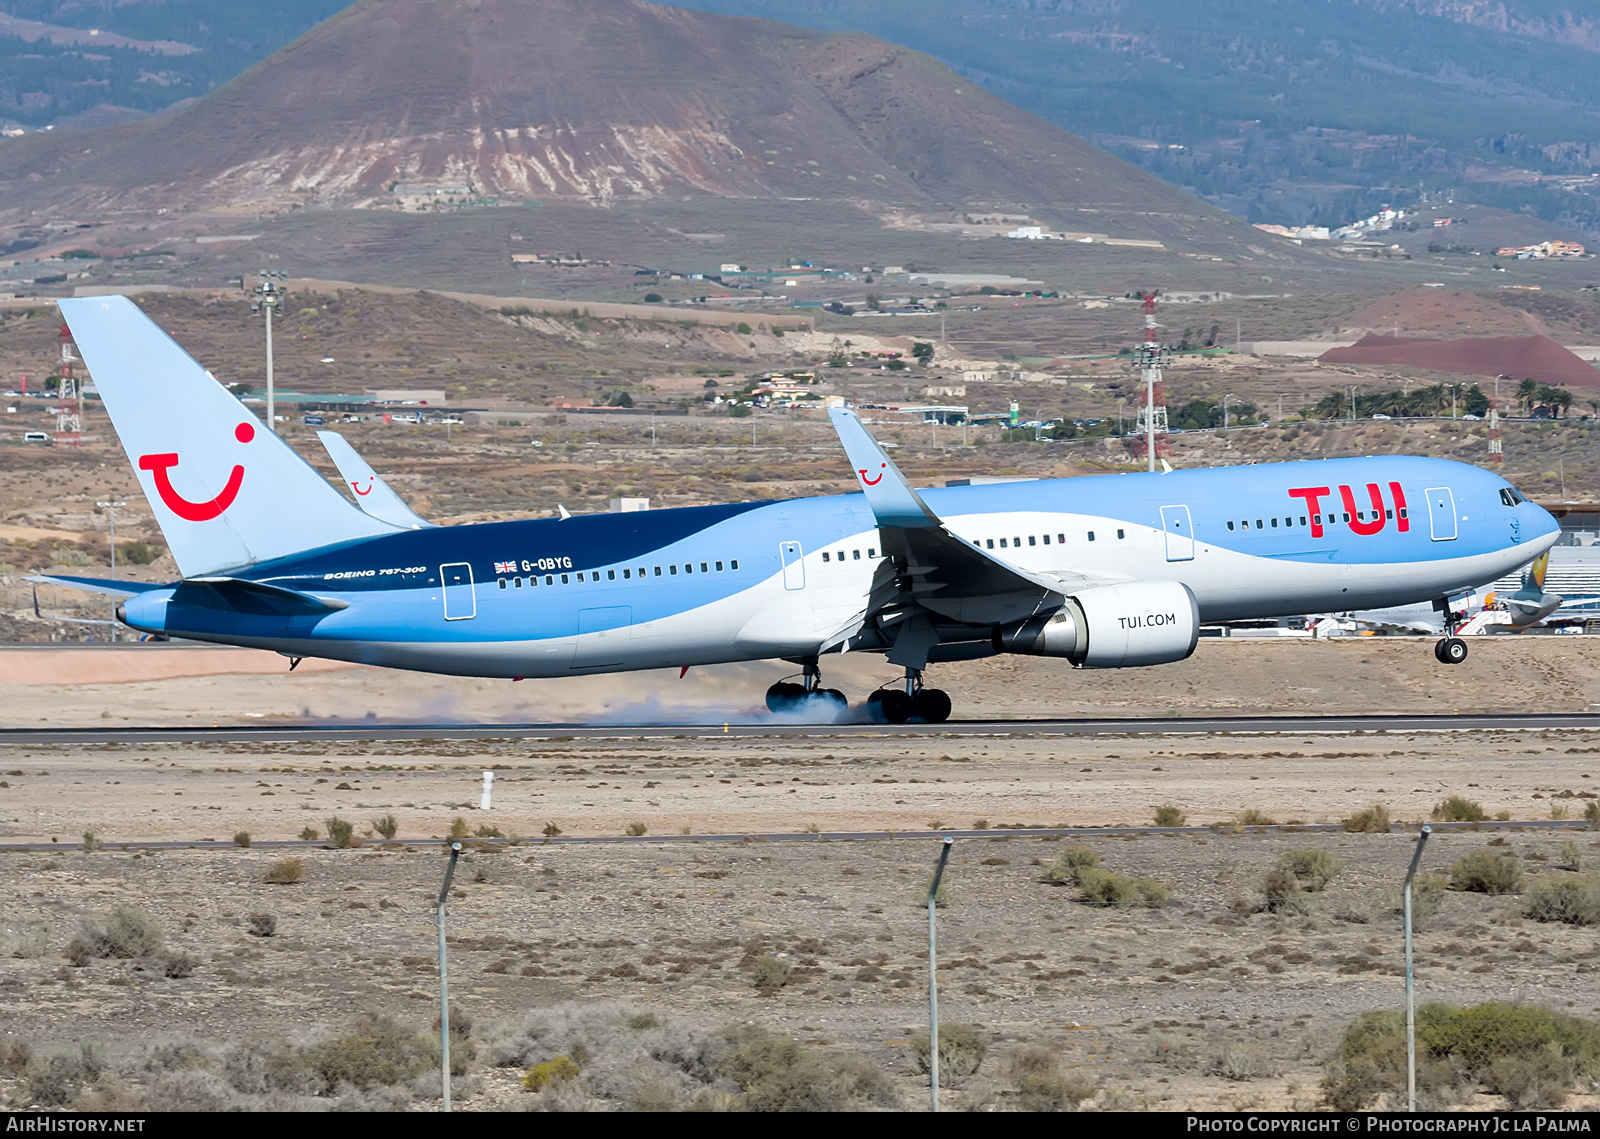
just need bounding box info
[0,0,1250,243]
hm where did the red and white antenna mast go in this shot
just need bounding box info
[54,323,82,446]
[1133,290,1170,471]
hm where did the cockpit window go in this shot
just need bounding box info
[1499,487,1526,507]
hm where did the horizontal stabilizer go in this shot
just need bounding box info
[26,574,165,598]
[174,577,349,616]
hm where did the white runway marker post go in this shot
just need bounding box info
[480,771,494,811]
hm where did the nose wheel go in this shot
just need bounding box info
[1434,637,1468,665]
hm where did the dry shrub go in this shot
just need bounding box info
[158,949,197,978]
[911,1023,986,1086]
[263,857,304,885]
[448,817,470,841]
[717,1024,900,1111]
[80,831,103,853]
[1077,868,1169,909]
[1152,805,1187,827]
[1522,875,1600,926]
[624,821,648,837]
[373,814,399,840]
[1433,796,1487,823]
[232,831,251,849]
[542,822,563,837]
[1262,866,1315,916]
[523,1054,581,1090]
[1387,871,1448,931]
[1587,800,1600,830]
[66,906,162,965]
[0,1035,32,1076]
[324,816,355,849]
[1041,845,1100,885]
[24,1042,106,1107]
[748,954,792,995]
[1557,839,1583,872]
[1236,808,1276,827]
[1343,804,1392,833]
[1450,852,1525,894]
[1007,1044,1096,1110]
[298,826,318,842]
[1278,848,1343,892]
[1323,1002,1600,1111]
[1,918,48,959]
[247,914,277,938]
[298,1014,438,1093]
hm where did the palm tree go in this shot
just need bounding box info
[1516,378,1538,416]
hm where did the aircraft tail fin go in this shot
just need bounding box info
[58,296,399,577]
[316,431,435,529]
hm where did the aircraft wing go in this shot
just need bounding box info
[316,431,435,530]
[828,408,1099,626]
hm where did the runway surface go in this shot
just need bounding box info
[3,710,1600,744]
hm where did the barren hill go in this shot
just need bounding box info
[0,0,1253,247]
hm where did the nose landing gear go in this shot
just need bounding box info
[866,668,951,724]
[1433,596,1470,665]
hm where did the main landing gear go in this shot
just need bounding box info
[765,660,848,716]
[866,668,951,724]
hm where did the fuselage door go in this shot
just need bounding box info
[780,541,806,590]
[1160,505,1195,562]
[573,605,631,668]
[440,562,476,620]
[1425,487,1458,542]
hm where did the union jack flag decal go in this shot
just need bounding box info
[494,560,517,575]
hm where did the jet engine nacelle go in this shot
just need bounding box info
[995,580,1200,668]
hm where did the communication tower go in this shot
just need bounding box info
[54,323,82,446]
[1487,405,1502,463]
[1131,290,1171,472]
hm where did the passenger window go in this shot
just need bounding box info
[1271,518,1278,528]
[1398,508,1408,519]
[515,577,522,588]
[867,548,876,557]
[715,561,724,571]
[1057,533,1065,544]
[822,552,830,562]
[1285,517,1292,526]
[623,568,631,579]
[561,574,569,584]
[545,575,554,586]
[1043,534,1051,545]
[576,572,585,582]
[529,576,537,587]
[1385,510,1393,519]
[731,559,739,570]
[701,563,708,573]
[986,539,994,549]
[654,566,662,576]
[684,562,693,574]
[1312,514,1320,525]
[608,569,616,580]
[1012,536,1020,546]
[852,549,861,560]
[1255,519,1263,528]
[669,564,678,575]
[1028,536,1036,546]
[837,550,845,561]
[999,538,1008,548]
[498,578,507,589]
[1342,513,1350,522]
[638,567,646,577]
[1227,520,1235,531]
[1117,529,1125,539]
[1300,516,1307,526]
[1087,531,1095,542]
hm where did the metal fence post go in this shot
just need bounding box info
[928,835,954,1113]
[1403,824,1432,1113]
[436,841,462,1111]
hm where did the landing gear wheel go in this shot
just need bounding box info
[913,688,952,723]
[1437,637,1468,665]
[879,689,913,724]
[765,681,807,713]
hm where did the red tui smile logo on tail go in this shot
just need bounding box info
[138,422,253,522]
[859,464,886,486]
[350,479,373,497]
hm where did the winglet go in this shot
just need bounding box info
[827,408,938,529]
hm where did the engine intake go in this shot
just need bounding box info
[996,580,1199,668]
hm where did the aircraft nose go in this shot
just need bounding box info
[1529,501,1560,543]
